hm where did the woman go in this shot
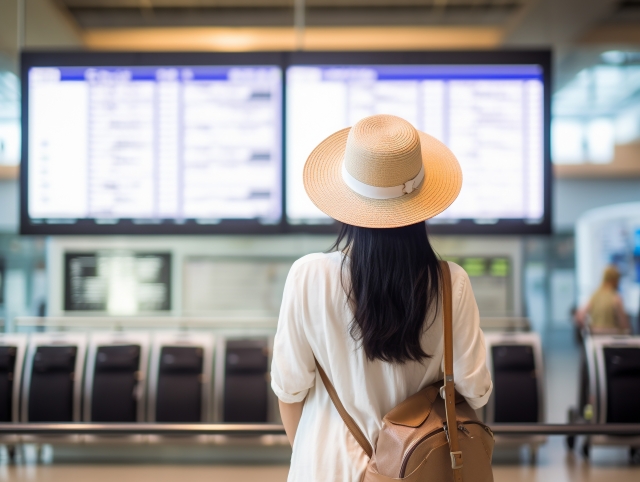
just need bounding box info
[271,115,493,481]
[576,265,630,334]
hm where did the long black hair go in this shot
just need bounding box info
[331,221,441,364]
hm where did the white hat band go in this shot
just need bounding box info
[341,162,425,200]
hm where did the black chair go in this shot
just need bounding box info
[0,346,17,422]
[223,339,269,423]
[90,345,141,422]
[155,346,204,422]
[28,346,77,422]
[491,344,539,423]
[603,347,640,424]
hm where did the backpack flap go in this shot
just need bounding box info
[385,384,439,428]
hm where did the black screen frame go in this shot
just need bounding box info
[20,51,287,235]
[282,50,552,235]
[20,49,552,236]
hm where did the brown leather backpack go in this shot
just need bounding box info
[315,261,494,481]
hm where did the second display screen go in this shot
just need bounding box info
[286,64,544,226]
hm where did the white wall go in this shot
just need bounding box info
[575,202,640,311]
[553,178,640,232]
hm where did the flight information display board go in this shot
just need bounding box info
[21,51,550,235]
[286,57,550,234]
[23,58,283,234]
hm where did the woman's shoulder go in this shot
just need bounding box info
[444,260,469,281]
[444,261,472,298]
[289,251,343,276]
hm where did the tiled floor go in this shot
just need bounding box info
[2,330,639,481]
[0,465,287,482]
[1,454,640,482]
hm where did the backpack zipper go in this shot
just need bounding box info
[399,427,445,477]
[398,421,492,477]
[444,422,474,442]
[457,420,494,441]
[458,424,472,437]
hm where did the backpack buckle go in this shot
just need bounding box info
[450,451,463,469]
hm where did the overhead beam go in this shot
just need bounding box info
[83,25,503,51]
[580,23,640,45]
[502,0,618,46]
[66,5,517,28]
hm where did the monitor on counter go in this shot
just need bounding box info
[64,251,171,313]
[21,52,284,234]
[285,51,551,234]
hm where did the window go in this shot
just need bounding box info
[552,52,640,165]
[0,70,20,165]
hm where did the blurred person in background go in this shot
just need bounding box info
[575,265,631,334]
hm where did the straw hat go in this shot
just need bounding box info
[303,114,463,228]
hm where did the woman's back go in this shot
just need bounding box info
[271,252,492,482]
[589,287,620,330]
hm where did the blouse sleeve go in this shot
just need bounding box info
[449,266,493,410]
[270,261,316,404]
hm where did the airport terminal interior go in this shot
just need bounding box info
[1,0,640,481]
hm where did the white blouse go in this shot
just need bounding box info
[271,252,492,482]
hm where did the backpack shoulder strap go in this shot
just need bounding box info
[441,260,464,482]
[315,359,374,458]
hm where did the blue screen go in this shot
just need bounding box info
[28,65,283,225]
[286,64,544,225]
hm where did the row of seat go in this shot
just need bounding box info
[0,331,274,424]
[0,329,550,427]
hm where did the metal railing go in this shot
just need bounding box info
[13,316,279,331]
[11,316,529,332]
[0,423,638,437]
